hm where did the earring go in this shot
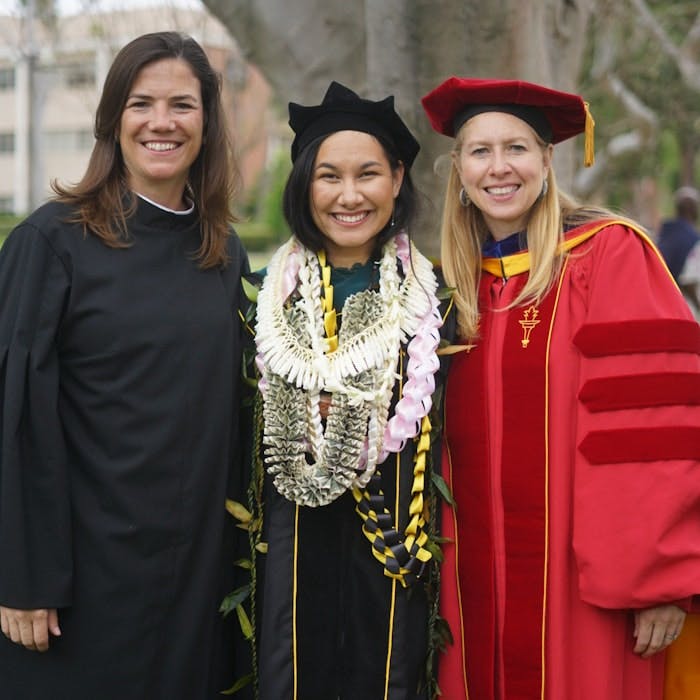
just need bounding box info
[459,187,470,207]
[540,179,549,198]
[390,207,396,228]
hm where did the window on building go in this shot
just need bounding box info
[0,67,14,91]
[45,129,94,151]
[58,61,95,89]
[0,133,14,154]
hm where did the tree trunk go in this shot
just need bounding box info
[202,0,597,253]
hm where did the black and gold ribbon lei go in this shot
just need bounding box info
[318,250,434,588]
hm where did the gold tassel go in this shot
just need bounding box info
[584,101,595,167]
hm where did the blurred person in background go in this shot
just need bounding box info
[656,186,700,320]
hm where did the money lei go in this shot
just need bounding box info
[256,232,441,507]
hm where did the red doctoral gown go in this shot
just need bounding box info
[439,220,700,700]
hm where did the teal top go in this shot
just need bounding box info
[330,259,375,311]
[256,257,376,313]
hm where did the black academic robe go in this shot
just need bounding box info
[0,198,248,699]
[256,262,452,700]
[259,447,436,700]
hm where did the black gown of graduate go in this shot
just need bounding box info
[257,262,448,700]
[0,197,248,699]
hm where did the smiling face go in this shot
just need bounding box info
[310,130,404,267]
[118,57,204,209]
[454,111,553,240]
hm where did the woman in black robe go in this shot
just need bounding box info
[0,32,248,699]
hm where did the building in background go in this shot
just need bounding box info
[0,4,272,214]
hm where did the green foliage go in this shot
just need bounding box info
[0,214,22,246]
[219,584,251,618]
[431,472,455,508]
[433,616,454,651]
[236,146,291,253]
[220,673,254,696]
[241,276,259,305]
[235,604,254,640]
[579,1,700,207]
[260,149,291,238]
[235,221,280,253]
[657,129,683,215]
[436,286,455,302]
[424,537,445,564]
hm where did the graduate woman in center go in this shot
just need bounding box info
[252,81,447,699]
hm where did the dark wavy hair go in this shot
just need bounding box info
[282,133,418,254]
[53,31,240,268]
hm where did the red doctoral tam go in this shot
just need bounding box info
[421,76,595,166]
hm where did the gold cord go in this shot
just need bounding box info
[352,415,434,587]
[317,250,338,353]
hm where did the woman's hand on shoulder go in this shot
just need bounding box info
[632,604,686,657]
[0,605,60,652]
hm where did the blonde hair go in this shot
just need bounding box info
[440,127,620,340]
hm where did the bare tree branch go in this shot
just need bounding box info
[574,131,643,197]
[628,0,700,90]
[605,73,658,131]
[680,12,700,62]
[589,0,619,78]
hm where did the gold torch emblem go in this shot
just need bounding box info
[519,306,541,348]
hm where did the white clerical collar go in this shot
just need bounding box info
[135,192,195,215]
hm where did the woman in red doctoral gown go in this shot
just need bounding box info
[421,77,700,700]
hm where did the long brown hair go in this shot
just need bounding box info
[53,31,240,268]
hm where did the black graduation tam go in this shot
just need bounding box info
[288,81,420,166]
[421,76,595,166]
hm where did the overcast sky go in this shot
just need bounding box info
[0,0,202,15]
